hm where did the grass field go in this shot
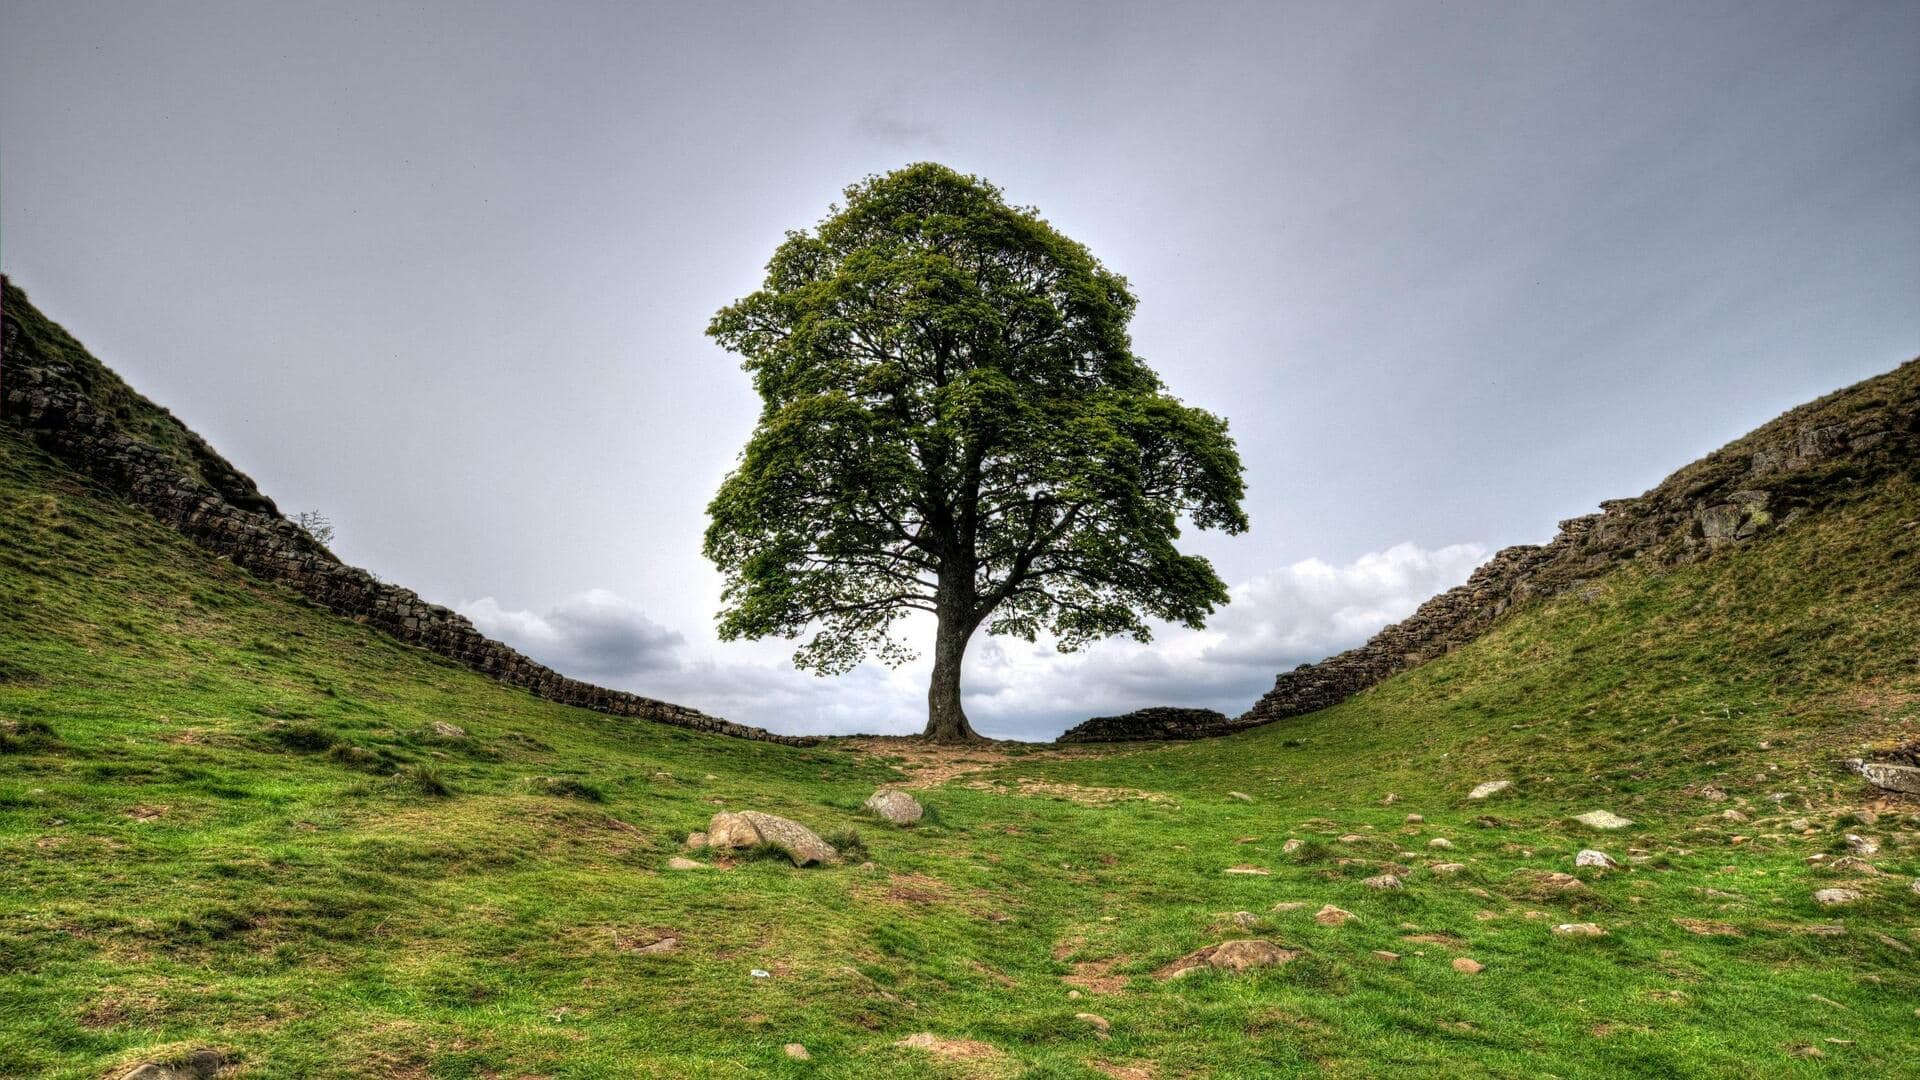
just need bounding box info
[3,419,1918,1078]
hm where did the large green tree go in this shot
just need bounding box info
[705,164,1248,742]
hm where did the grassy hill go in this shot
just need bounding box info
[4,354,1919,1076]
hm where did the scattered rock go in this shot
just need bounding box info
[707,811,837,866]
[1911,878,1919,896]
[666,856,707,870]
[430,721,466,738]
[1844,834,1879,856]
[1281,838,1304,854]
[1468,781,1512,800]
[1371,950,1400,963]
[1314,905,1355,926]
[1573,810,1634,830]
[1076,1012,1112,1034]
[1575,849,1619,869]
[1363,873,1403,890]
[685,831,708,849]
[1158,939,1299,979]
[1721,809,1748,822]
[1222,865,1270,876]
[864,788,924,824]
[1452,957,1485,974]
[1227,791,1254,802]
[1405,813,1425,824]
[1813,888,1863,907]
[1271,901,1308,912]
[783,1043,811,1060]
[1553,923,1606,937]
[1428,838,1454,850]
[1214,911,1260,930]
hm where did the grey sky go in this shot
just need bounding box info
[4,1,1915,738]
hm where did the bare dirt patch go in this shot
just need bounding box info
[1064,956,1132,993]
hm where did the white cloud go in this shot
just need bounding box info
[459,540,1487,741]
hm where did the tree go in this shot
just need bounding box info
[705,163,1249,742]
[293,510,335,547]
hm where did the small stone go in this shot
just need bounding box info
[1911,878,1919,895]
[1813,888,1863,906]
[1227,791,1254,802]
[1468,780,1512,800]
[865,788,924,824]
[1405,813,1425,824]
[685,831,709,848]
[751,968,771,978]
[1367,950,1400,964]
[1429,838,1454,850]
[1553,923,1606,937]
[1076,1012,1111,1034]
[1282,838,1304,854]
[1223,865,1270,875]
[634,935,679,954]
[1574,810,1634,830]
[1452,956,1485,974]
[1339,833,1367,843]
[783,1043,811,1060]
[1363,873,1403,890]
[1067,989,1082,999]
[1721,809,1748,822]
[430,721,466,738]
[1215,910,1260,929]
[666,856,707,870]
[1575,849,1619,869]
[1315,904,1355,926]
[1845,834,1879,856]
[1271,901,1308,912]
[1429,862,1467,874]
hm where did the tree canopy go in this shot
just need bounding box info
[705,163,1248,741]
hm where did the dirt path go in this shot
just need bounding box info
[840,736,1172,804]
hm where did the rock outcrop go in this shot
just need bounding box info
[1065,356,1919,742]
[0,278,815,747]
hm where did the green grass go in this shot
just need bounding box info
[3,425,1918,1078]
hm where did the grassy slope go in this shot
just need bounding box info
[2,419,1918,1079]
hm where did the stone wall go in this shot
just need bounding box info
[1,280,818,747]
[1056,706,1232,744]
[1061,356,1920,743]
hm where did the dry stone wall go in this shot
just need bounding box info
[1,280,817,747]
[1061,357,1920,743]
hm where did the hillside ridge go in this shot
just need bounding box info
[0,278,816,747]
[1061,355,1920,742]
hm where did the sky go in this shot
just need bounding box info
[3,1,1916,739]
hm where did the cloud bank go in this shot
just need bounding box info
[461,541,1487,741]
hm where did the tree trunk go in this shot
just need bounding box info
[923,599,981,743]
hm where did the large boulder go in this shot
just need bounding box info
[864,788,924,824]
[707,811,837,866]
[1855,761,1920,794]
